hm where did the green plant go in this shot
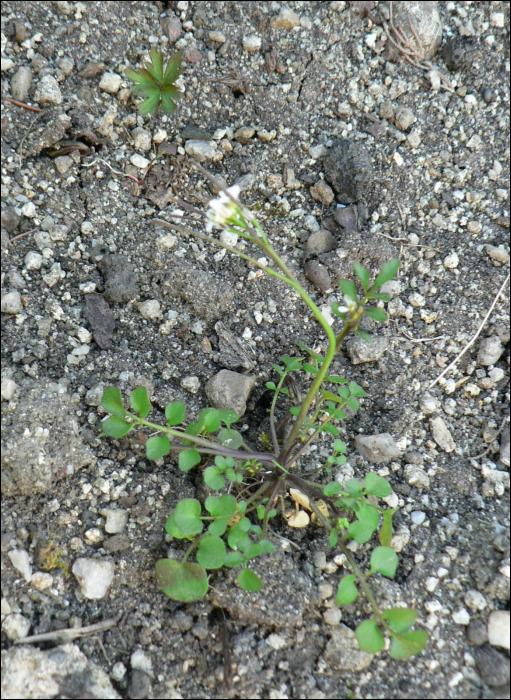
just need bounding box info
[125,48,183,116]
[100,169,428,659]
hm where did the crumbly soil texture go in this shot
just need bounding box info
[1,2,510,699]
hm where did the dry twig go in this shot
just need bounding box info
[13,616,120,645]
[429,273,510,388]
[3,96,43,112]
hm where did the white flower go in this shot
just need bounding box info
[205,185,243,232]
[343,295,358,312]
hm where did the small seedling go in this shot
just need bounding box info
[126,48,183,116]
[100,168,428,660]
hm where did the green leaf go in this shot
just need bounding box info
[165,401,185,426]
[365,473,392,498]
[281,356,303,371]
[137,91,161,116]
[389,630,428,659]
[238,568,263,592]
[205,494,237,517]
[146,436,170,461]
[370,546,398,578]
[100,416,133,438]
[256,505,266,520]
[125,67,158,89]
[147,47,164,82]
[227,523,250,550]
[129,386,151,417]
[355,501,380,530]
[182,421,200,445]
[102,387,126,417]
[329,529,339,547]
[355,619,385,654]
[371,292,390,302]
[336,574,358,605]
[223,551,244,567]
[338,385,350,399]
[324,482,345,496]
[218,428,243,449]
[379,508,394,547]
[322,424,340,436]
[365,307,388,323]
[289,406,300,416]
[333,439,347,453]
[164,512,188,539]
[346,397,360,411]
[204,409,222,433]
[303,363,319,375]
[348,519,378,545]
[155,559,208,602]
[208,519,228,537]
[339,279,358,301]
[348,381,366,397]
[356,329,372,342]
[326,375,349,384]
[163,51,182,85]
[346,479,363,497]
[173,498,203,535]
[260,539,275,553]
[196,536,226,570]
[370,259,400,292]
[204,466,225,491]
[178,449,201,472]
[238,541,263,560]
[218,409,239,428]
[266,381,277,390]
[382,608,418,634]
[353,263,370,290]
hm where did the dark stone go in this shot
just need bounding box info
[323,139,374,206]
[1,206,20,233]
[303,230,338,261]
[467,619,489,646]
[84,293,115,349]
[128,670,152,700]
[304,260,332,293]
[98,254,140,303]
[333,205,359,230]
[441,37,477,72]
[474,647,510,687]
[163,261,234,320]
[180,125,213,141]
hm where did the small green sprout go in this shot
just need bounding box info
[125,48,183,116]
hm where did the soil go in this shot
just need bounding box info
[1,2,510,699]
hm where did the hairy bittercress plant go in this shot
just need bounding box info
[100,168,428,660]
[126,48,183,116]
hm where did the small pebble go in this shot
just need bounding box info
[411,511,426,525]
[464,589,487,611]
[404,465,430,489]
[138,300,162,321]
[467,221,482,234]
[72,558,115,599]
[181,376,200,394]
[487,610,510,650]
[1,378,18,401]
[1,291,23,314]
[443,252,459,269]
[486,245,509,264]
[452,609,471,625]
[324,608,342,626]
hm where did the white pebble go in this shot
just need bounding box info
[1,378,18,401]
[464,589,487,611]
[181,376,200,394]
[24,251,43,270]
[323,608,342,626]
[130,154,150,169]
[72,558,115,599]
[243,35,262,52]
[8,549,32,582]
[488,610,510,650]
[452,609,470,625]
[425,577,439,592]
[411,511,426,525]
[138,300,162,321]
[409,292,426,307]
[392,151,404,166]
[443,252,459,269]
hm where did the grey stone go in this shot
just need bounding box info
[304,260,332,293]
[346,336,390,364]
[180,125,213,141]
[404,465,430,489]
[215,321,255,371]
[324,625,373,672]
[474,646,510,687]
[163,261,234,321]
[304,230,338,261]
[11,66,32,102]
[389,1,443,61]
[0,644,121,699]
[162,16,183,44]
[394,106,416,132]
[500,427,510,468]
[1,291,23,315]
[1,379,96,496]
[184,139,217,162]
[478,336,503,366]
[355,433,401,463]
[1,206,20,233]
[441,36,476,72]
[205,370,256,418]
[323,139,374,205]
[33,75,62,106]
[467,619,489,646]
[430,416,456,452]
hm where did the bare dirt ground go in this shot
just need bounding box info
[1,2,510,698]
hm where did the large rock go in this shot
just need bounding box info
[205,370,256,418]
[355,434,401,463]
[2,380,95,496]
[323,139,374,205]
[388,1,442,61]
[163,261,234,321]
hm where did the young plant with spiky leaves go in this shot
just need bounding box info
[100,166,428,660]
[125,48,183,116]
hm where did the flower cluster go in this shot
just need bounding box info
[205,185,253,233]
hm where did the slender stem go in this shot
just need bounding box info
[268,370,289,455]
